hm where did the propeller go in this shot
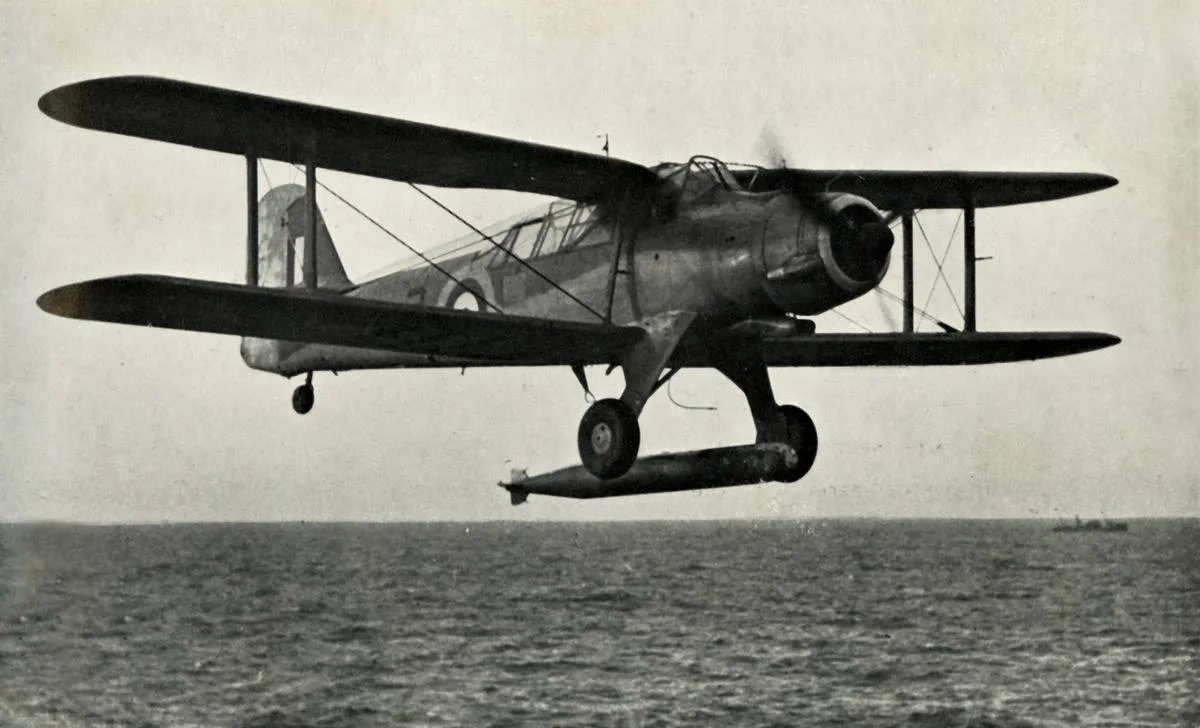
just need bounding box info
[757,126,894,278]
[875,287,900,332]
[757,125,789,170]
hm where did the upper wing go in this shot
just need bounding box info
[734,168,1118,209]
[38,76,659,204]
[37,275,642,366]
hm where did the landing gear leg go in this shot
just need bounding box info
[292,372,315,415]
[576,311,697,480]
[713,348,818,482]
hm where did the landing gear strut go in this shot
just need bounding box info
[570,314,821,484]
[575,311,698,480]
[292,372,314,415]
[714,347,819,481]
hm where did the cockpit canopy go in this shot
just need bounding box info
[652,156,746,205]
[486,199,611,266]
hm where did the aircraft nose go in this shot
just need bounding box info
[828,217,893,283]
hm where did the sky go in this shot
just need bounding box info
[1,1,1196,522]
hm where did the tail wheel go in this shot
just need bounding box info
[577,398,640,480]
[777,405,817,482]
[292,383,315,415]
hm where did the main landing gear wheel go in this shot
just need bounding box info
[577,398,640,480]
[292,373,315,415]
[777,405,818,482]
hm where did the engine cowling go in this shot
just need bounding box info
[760,193,893,315]
[820,194,893,291]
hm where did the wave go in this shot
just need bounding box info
[904,706,1039,728]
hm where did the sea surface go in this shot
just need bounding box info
[1,520,1196,727]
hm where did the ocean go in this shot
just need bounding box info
[1,520,1196,727]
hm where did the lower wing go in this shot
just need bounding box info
[37,275,1119,369]
[37,275,641,366]
[678,331,1120,367]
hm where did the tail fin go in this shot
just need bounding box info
[241,184,352,373]
[253,184,352,290]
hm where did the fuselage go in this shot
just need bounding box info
[243,157,894,376]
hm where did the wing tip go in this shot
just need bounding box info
[39,76,160,125]
[37,84,75,124]
[1085,173,1119,193]
[37,283,81,318]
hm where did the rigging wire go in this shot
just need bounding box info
[259,159,274,191]
[937,212,964,317]
[914,212,965,331]
[874,286,956,331]
[291,165,504,313]
[828,307,873,333]
[407,183,608,323]
[393,206,544,272]
[396,237,490,272]
[314,2,334,98]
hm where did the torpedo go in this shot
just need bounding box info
[500,443,798,504]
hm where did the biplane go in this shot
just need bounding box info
[36,77,1119,504]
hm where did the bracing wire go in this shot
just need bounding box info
[259,159,273,191]
[936,212,964,318]
[914,212,965,330]
[829,307,873,333]
[408,183,608,323]
[874,286,957,331]
[396,237,492,272]
[290,165,504,314]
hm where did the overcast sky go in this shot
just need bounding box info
[2,1,1196,522]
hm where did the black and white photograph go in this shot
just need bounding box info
[2,2,1196,726]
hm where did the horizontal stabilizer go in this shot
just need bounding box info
[38,76,658,203]
[37,275,641,366]
[735,169,1118,209]
[499,443,797,501]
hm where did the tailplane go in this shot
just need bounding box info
[241,184,352,373]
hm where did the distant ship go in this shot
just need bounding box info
[1052,516,1129,532]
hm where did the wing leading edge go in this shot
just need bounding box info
[735,168,1118,209]
[38,76,659,204]
[675,331,1121,367]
